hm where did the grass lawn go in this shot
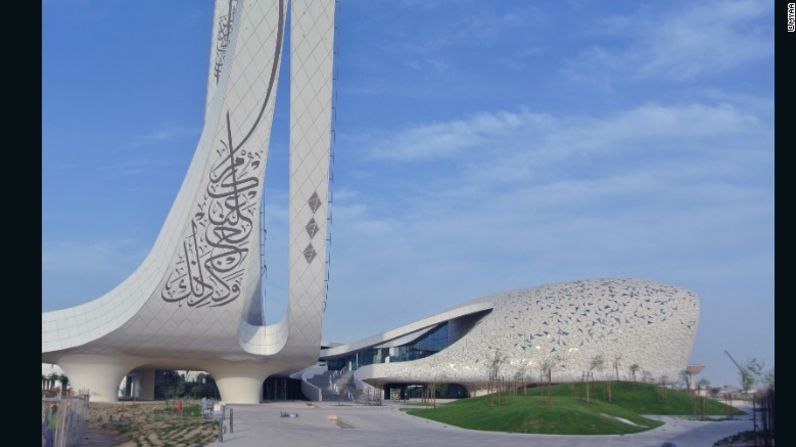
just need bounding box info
[546,381,743,416]
[405,382,742,435]
[407,394,662,434]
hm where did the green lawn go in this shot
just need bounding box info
[546,382,742,416]
[405,382,742,435]
[407,394,662,434]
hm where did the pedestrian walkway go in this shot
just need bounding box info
[208,401,752,447]
[74,426,127,447]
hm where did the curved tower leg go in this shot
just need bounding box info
[206,362,276,404]
[58,355,140,402]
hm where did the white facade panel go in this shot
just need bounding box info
[344,278,699,390]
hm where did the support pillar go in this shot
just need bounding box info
[131,368,156,400]
[206,362,274,404]
[57,355,140,403]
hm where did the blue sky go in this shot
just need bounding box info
[43,0,773,387]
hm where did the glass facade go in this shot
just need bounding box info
[326,322,451,371]
[384,383,469,400]
[263,376,304,401]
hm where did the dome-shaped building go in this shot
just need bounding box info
[318,278,698,398]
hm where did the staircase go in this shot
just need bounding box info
[307,369,353,402]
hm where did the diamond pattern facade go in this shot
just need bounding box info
[303,244,317,263]
[305,218,319,238]
[321,278,700,395]
[308,192,322,213]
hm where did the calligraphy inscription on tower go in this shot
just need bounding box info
[213,0,238,85]
[161,114,262,308]
[160,0,285,309]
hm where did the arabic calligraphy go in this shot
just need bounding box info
[160,0,285,309]
[213,0,238,85]
[161,113,260,308]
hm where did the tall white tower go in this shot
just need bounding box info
[42,0,336,404]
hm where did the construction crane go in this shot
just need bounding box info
[724,350,744,374]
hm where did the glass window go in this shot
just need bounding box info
[324,322,453,370]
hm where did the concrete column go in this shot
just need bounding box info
[206,362,274,404]
[131,368,156,400]
[58,354,140,403]
[139,368,156,400]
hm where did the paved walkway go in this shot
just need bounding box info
[74,426,128,447]
[208,401,751,447]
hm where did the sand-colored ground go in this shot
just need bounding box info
[75,401,219,447]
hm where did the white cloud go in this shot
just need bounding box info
[42,239,148,275]
[565,0,772,83]
[367,102,763,167]
[536,102,762,163]
[394,2,543,56]
[100,157,176,177]
[126,125,200,148]
[369,109,554,161]
[326,99,772,353]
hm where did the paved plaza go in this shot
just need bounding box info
[209,401,752,447]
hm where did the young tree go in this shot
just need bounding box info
[692,378,710,420]
[612,355,622,380]
[48,373,59,392]
[524,360,535,396]
[427,373,445,408]
[607,355,621,402]
[487,349,507,407]
[697,377,710,395]
[59,374,70,395]
[629,363,640,384]
[586,354,604,404]
[658,375,669,402]
[763,369,774,390]
[513,364,526,396]
[680,369,691,392]
[540,355,556,404]
[739,358,764,393]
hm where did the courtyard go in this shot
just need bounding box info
[206,400,752,447]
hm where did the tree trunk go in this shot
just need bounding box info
[586,378,590,404]
[607,381,612,403]
[547,370,552,404]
